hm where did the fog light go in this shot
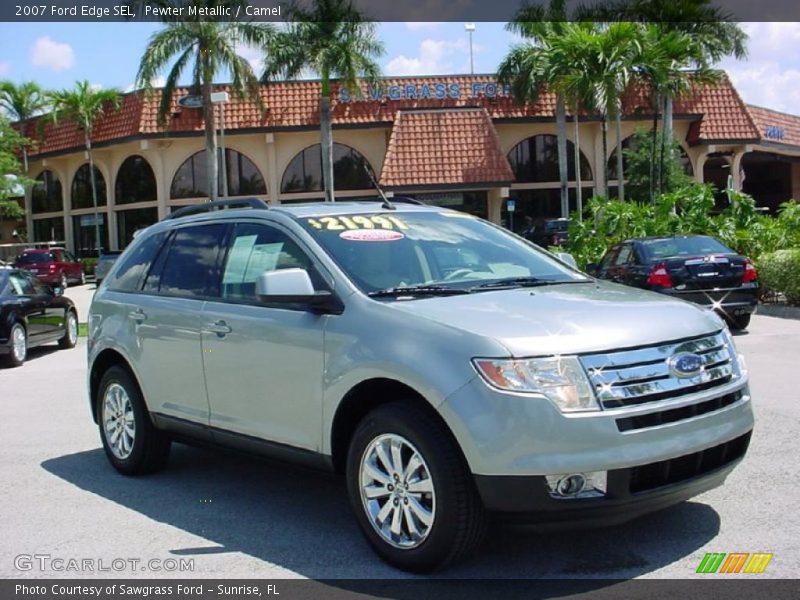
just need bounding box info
[545,471,607,499]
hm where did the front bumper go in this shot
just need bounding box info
[475,430,750,525]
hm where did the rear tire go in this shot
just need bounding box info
[97,366,171,475]
[728,313,751,331]
[80,271,86,285]
[346,402,486,573]
[4,323,26,367]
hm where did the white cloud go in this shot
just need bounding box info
[235,43,264,75]
[125,76,165,92]
[385,38,482,76]
[0,61,9,76]
[719,23,800,114]
[31,36,75,71]
[404,22,442,31]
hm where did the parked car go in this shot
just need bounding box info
[94,251,122,286]
[527,217,570,247]
[588,235,758,330]
[0,269,79,367]
[15,248,85,289]
[88,199,753,572]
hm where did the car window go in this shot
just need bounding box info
[107,231,168,293]
[23,273,48,295]
[51,250,64,262]
[221,222,320,303]
[613,245,633,267]
[65,251,78,263]
[150,224,228,298]
[17,253,52,264]
[9,273,33,295]
[599,246,619,270]
[641,236,733,260]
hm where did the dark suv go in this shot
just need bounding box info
[15,248,85,289]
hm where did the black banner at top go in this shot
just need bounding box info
[2,0,800,23]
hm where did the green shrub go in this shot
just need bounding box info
[757,249,800,305]
[81,257,97,275]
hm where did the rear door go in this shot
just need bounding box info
[131,222,229,425]
[200,221,327,450]
[7,272,47,341]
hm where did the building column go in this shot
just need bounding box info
[593,128,606,196]
[265,133,278,204]
[487,188,503,225]
[792,162,800,200]
[694,151,709,184]
[155,142,170,219]
[730,148,748,191]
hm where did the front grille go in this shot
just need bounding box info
[580,331,736,409]
[616,390,743,432]
[628,431,751,494]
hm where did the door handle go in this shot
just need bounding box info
[205,320,232,337]
[129,309,147,323]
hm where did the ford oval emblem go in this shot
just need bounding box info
[668,352,704,378]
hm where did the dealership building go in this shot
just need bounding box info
[19,72,800,256]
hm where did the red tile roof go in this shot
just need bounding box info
[19,72,775,159]
[379,108,514,189]
[745,105,800,147]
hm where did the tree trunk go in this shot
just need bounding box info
[320,95,335,202]
[202,81,218,202]
[650,94,660,204]
[85,130,102,258]
[662,93,674,194]
[615,98,625,202]
[602,116,609,198]
[556,94,569,218]
[573,110,582,220]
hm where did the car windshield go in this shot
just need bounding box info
[299,210,588,295]
[17,253,52,264]
[641,236,734,261]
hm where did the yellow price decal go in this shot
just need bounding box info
[307,215,409,231]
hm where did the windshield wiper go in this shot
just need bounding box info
[368,285,471,298]
[473,277,591,290]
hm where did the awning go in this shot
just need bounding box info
[379,108,514,190]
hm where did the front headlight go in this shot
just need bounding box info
[472,356,599,412]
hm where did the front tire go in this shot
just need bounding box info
[97,366,171,475]
[727,313,751,331]
[58,310,78,349]
[346,402,486,573]
[4,323,27,367]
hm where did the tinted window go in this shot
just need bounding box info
[170,150,266,199]
[107,231,168,292]
[71,164,107,210]
[9,273,34,295]
[221,223,318,303]
[641,236,733,261]
[281,143,373,193]
[17,253,53,264]
[613,245,633,266]
[153,224,228,298]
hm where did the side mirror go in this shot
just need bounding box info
[52,286,64,297]
[256,268,343,315]
[555,252,578,269]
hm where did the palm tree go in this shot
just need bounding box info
[136,20,274,201]
[0,81,49,172]
[49,81,121,257]
[501,0,572,218]
[263,0,383,203]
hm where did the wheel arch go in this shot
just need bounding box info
[89,349,137,423]
[329,378,466,475]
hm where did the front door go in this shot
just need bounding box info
[201,222,327,451]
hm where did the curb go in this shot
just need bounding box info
[756,304,800,321]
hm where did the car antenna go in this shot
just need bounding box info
[364,164,396,210]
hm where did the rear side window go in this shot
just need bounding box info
[107,231,168,292]
[149,224,228,298]
[17,253,52,264]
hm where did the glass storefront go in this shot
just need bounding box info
[31,171,63,214]
[117,207,159,248]
[32,217,65,243]
[72,164,108,210]
[72,213,109,257]
[411,191,488,219]
[501,188,594,234]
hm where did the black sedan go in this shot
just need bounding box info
[0,269,79,367]
[588,235,758,330]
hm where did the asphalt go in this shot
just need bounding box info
[0,304,797,580]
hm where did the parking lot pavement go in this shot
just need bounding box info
[62,282,96,323]
[0,315,798,580]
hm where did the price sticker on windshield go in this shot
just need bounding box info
[306,215,409,232]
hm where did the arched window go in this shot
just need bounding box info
[170,149,267,199]
[281,143,373,194]
[507,135,593,183]
[31,170,63,214]
[71,164,107,210]
[116,155,157,205]
[608,134,693,179]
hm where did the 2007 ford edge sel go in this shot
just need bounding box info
[88,199,753,572]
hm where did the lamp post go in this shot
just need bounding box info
[465,23,475,75]
[210,91,230,198]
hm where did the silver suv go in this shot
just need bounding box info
[88,198,754,572]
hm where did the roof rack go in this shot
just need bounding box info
[165,198,269,221]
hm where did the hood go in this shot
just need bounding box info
[388,281,724,357]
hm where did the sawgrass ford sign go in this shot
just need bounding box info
[338,81,511,103]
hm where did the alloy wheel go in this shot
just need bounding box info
[11,325,26,363]
[103,383,136,459]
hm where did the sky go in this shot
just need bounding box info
[1,21,799,114]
